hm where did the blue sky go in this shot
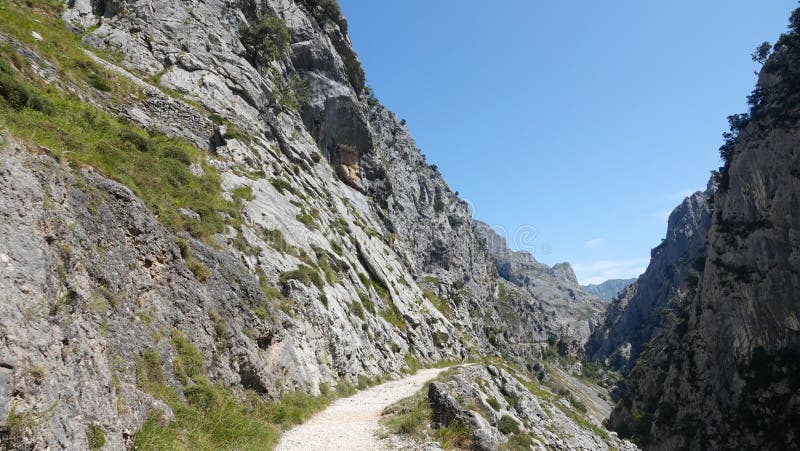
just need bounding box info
[338,0,797,284]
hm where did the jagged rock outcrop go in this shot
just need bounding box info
[602,11,800,450]
[427,365,637,451]
[581,279,636,302]
[475,221,606,348]
[585,188,714,373]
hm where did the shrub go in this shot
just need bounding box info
[303,0,347,33]
[187,258,210,282]
[751,41,772,64]
[280,265,324,289]
[433,189,445,214]
[240,16,291,66]
[86,72,111,91]
[296,212,318,229]
[270,177,296,195]
[497,415,520,435]
[486,396,501,411]
[232,185,255,202]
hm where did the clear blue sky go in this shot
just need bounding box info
[338,0,797,284]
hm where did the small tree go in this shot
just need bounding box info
[751,41,772,65]
[240,16,291,66]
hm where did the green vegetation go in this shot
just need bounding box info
[486,396,501,411]
[279,264,324,290]
[497,415,520,435]
[185,258,209,282]
[0,15,239,242]
[423,290,452,318]
[5,402,58,444]
[270,74,309,111]
[86,424,105,450]
[433,188,445,214]
[357,291,375,314]
[175,238,212,282]
[269,177,299,197]
[240,15,291,66]
[404,353,421,374]
[752,41,772,65]
[232,185,255,202]
[296,209,320,230]
[500,432,536,450]
[171,329,205,384]
[261,228,296,255]
[379,298,407,330]
[447,215,463,229]
[133,333,361,450]
[381,370,472,450]
[350,301,366,320]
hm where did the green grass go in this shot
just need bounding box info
[381,368,472,450]
[0,2,240,242]
[133,335,356,450]
[423,290,452,318]
[86,423,105,450]
[497,415,520,435]
[379,299,407,331]
[279,265,324,290]
[171,329,205,385]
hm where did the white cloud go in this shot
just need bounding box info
[573,258,649,285]
[585,238,605,249]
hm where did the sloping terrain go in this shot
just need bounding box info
[0,0,620,448]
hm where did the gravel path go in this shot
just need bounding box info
[276,368,448,451]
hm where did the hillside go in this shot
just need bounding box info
[589,7,800,449]
[581,279,636,303]
[0,0,626,449]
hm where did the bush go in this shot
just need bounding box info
[240,16,291,66]
[280,265,324,289]
[497,415,520,435]
[486,397,501,411]
[187,258,210,282]
[433,189,445,214]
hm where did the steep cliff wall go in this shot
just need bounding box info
[604,10,800,450]
[586,188,713,373]
[0,0,606,448]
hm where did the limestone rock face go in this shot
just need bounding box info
[581,279,636,302]
[475,221,606,348]
[0,0,612,448]
[601,26,800,450]
[427,365,638,451]
[585,188,714,373]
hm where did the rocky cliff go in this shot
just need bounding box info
[598,9,800,449]
[475,221,606,351]
[581,278,636,303]
[0,0,613,448]
[585,188,714,373]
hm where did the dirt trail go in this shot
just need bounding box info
[276,368,447,451]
